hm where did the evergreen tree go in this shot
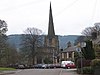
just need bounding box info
[82,40,95,60]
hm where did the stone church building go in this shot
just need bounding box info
[35,2,59,64]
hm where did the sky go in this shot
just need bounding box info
[0,0,100,35]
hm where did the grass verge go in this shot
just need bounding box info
[0,67,16,71]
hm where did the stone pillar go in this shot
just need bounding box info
[72,52,75,61]
[72,52,74,58]
[64,53,67,60]
[67,52,69,59]
[55,58,57,64]
[62,53,64,59]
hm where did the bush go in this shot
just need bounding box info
[91,59,100,74]
[91,59,100,68]
[83,66,93,74]
[76,58,84,68]
[76,58,91,68]
[83,59,91,67]
[76,58,92,74]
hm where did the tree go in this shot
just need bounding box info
[94,23,100,36]
[0,20,8,35]
[7,45,19,65]
[0,20,8,52]
[20,27,43,65]
[0,19,8,66]
[0,19,20,67]
[81,27,95,39]
[82,40,95,60]
[81,23,100,40]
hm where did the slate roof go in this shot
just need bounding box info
[62,46,77,52]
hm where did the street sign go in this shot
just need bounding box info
[76,47,81,52]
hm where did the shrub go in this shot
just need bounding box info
[82,66,93,74]
[83,59,91,67]
[91,59,100,68]
[76,58,84,68]
[91,59,100,74]
[76,58,92,74]
[76,58,91,68]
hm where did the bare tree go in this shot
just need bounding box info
[82,27,94,36]
[82,23,100,40]
[94,23,100,36]
[20,27,43,65]
[81,26,97,40]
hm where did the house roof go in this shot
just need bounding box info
[62,46,77,52]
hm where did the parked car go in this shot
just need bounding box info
[65,62,76,69]
[17,64,25,69]
[54,64,61,68]
[48,64,56,68]
[34,64,43,68]
[61,61,76,69]
[41,64,48,69]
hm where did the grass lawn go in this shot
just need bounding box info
[0,67,16,71]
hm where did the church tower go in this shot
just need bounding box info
[44,2,59,64]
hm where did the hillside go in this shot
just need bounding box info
[7,34,80,50]
[58,35,80,49]
[7,35,23,50]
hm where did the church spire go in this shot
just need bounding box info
[48,2,55,37]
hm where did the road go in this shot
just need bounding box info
[8,68,79,75]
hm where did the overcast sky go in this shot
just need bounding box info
[0,0,100,35]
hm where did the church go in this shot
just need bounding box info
[35,2,59,64]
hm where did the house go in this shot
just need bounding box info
[60,46,77,62]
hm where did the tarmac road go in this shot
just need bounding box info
[1,68,79,75]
